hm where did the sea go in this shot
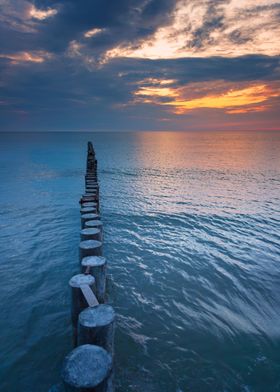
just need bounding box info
[0,131,279,392]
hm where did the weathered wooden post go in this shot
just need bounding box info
[86,181,98,185]
[80,228,101,242]
[84,220,103,239]
[81,196,97,204]
[81,197,99,212]
[62,344,112,392]
[85,175,97,181]
[79,240,103,261]
[83,194,98,203]
[82,202,97,208]
[81,213,100,229]
[78,304,115,354]
[81,256,107,302]
[84,191,97,198]
[69,274,96,327]
[81,193,96,199]
[80,206,97,215]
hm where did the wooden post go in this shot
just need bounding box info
[81,196,98,204]
[81,256,107,302]
[62,345,112,392]
[80,206,97,215]
[79,240,103,261]
[81,202,97,208]
[84,220,103,240]
[69,274,96,327]
[80,228,101,242]
[78,304,115,354]
[81,213,99,229]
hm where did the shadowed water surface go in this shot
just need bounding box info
[0,131,279,392]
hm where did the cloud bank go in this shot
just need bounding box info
[0,0,279,131]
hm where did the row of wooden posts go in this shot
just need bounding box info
[49,142,115,392]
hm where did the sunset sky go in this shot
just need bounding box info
[1,0,280,131]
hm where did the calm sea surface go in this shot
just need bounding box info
[0,131,279,392]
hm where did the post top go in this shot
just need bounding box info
[82,202,97,207]
[79,304,115,328]
[85,220,103,228]
[83,192,97,197]
[80,228,100,236]
[79,240,102,250]
[81,213,99,220]
[81,196,96,201]
[80,207,96,213]
[81,256,106,267]
[62,344,112,388]
[69,274,95,288]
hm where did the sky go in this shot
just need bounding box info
[0,0,280,132]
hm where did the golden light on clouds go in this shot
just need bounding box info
[134,80,280,114]
[134,78,177,98]
[226,106,269,114]
[104,0,280,60]
[136,78,176,86]
[0,51,52,64]
[135,86,177,98]
[29,5,57,20]
[84,28,104,38]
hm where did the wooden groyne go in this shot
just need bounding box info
[49,142,115,392]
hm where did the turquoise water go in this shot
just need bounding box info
[0,131,279,392]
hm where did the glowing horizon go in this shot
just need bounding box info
[133,81,280,116]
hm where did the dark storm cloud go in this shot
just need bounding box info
[0,0,177,55]
[1,0,279,57]
[103,56,280,89]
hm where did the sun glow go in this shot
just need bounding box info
[134,81,280,114]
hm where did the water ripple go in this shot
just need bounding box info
[1,131,280,391]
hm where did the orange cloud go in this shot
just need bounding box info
[226,106,269,114]
[0,51,52,64]
[133,80,280,114]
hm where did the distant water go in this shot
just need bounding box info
[0,131,280,392]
